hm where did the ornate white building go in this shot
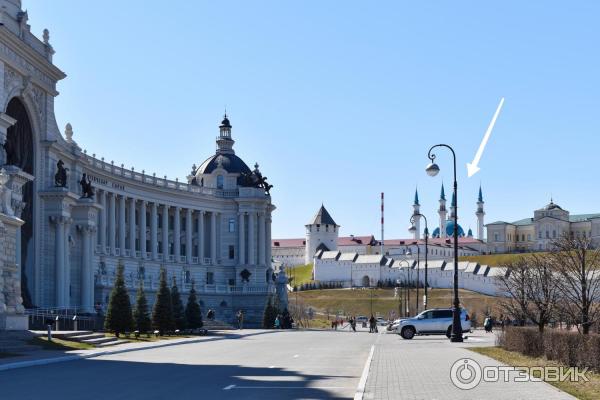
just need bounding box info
[486,200,600,253]
[0,0,276,328]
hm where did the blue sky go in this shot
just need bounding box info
[28,1,600,239]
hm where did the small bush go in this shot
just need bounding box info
[500,326,600,371]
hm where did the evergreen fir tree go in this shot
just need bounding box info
[185,281,203,330]
[152,267,174,335]
[104,262,133,337]
[133,282,151,334]
[262,297,278,328]
[171,278,186,331]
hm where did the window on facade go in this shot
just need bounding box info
[206,272,214,284]
[546,231,550,239]
[229,218,235,232]
[494,233,499,242]
[316,224,320,232]
[184,270,191,283]
[228,278,235,286]
[553,230,556,238]
[217,175,224,189]
[527,234,531,241]
[229,245,235,259]
[538,231,541,239]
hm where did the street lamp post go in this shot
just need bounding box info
[426,144,463,343]
[409,213,429,310]
[405,244,420,313]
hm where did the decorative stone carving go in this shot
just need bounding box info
[54,159,67,187]
[64,123,73,142]
[0,165,33,217]
[80,172,94,198]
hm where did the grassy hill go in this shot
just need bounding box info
[293,288,500,323]
[285,264,314,286]
[459,252,546,266]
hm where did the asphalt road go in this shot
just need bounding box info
[0,329,377,400]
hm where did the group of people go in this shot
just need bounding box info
[483,314,513,333]
[274,310,294,329]
[329,316,360,332]
[368,315,378,333]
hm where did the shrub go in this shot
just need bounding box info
[500,326,600,371]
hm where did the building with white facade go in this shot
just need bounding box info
[486,200,600,253]
[0,0,276,328]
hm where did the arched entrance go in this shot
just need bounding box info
[361,275,370,287]
[4,97,35,307]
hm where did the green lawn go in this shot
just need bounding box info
[29,336,95,351]
[293,288,500,321]
[471,346,600,400]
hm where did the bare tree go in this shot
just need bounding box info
[523,254,561,332]
[497,259,531,327]
[549,236,600,334]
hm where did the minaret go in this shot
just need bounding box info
[450,191,457,220]
[216,113,235,155]
[411,188,421,239]
[438,183,447,238]
[476,185,485,240]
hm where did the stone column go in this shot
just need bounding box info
[238,212,245,265]
[197,211,204,263]
[185,208,192,264]
[258,212,266,266]
[140,201,147,258]
[266,212,272,268]
[0,112,16,165]
[52,216,66,307]
[248,212,256,265]
[162,204,169,259]
[173,206,181,262]
[210,212,217,264]
[151,202,158,260]
[109,192,116,255]
[99,190,107,253]
[118,195,126,254]
[64,218,72,307]
[129,197,136,256]
[79,225,94,312]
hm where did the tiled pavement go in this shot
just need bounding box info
[363,330,575,400]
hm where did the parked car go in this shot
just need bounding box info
[395,308,471,340]
[387,318,405,331]
[376,317,387,326]
[356,316,368,323]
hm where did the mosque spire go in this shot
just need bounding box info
[478,185,484,203]
[440,182,446,201]
[413,188,420,206]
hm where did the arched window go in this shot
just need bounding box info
[217,175,224,189]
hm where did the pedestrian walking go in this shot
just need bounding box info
[369,315,376,333]
[237,310,244,330]
[275,315,281,329]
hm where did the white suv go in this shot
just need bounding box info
[395,308,471,339]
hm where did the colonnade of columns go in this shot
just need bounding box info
[95,190,271,267]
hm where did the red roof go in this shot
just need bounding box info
[337,235,376,246]
[271,238,306,247]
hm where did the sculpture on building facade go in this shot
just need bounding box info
[238,163,273,195]
[240,268,251,283]
[54,159,67,187]
[80,173,94,198]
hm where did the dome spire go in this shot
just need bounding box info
[216,112,235,155]
[478,185,484,203]
[440,182,446,200]
[413,187,420,206]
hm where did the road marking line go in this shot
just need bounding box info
[225,386,352,390]
[223,384,235,390]
[354,345,375,400]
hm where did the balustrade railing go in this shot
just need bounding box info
[83,153,240,198]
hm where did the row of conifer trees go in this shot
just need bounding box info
[104,264,203,337]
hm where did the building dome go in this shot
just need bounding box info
[544,200,563,211]
[432,220,465,238]
[220,116,231,128]
[195,153,251,176]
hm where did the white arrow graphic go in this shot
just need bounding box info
[466,97,504,177]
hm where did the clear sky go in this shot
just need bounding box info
[27,0,600,239]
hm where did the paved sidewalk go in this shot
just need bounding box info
[363,330,575,400]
